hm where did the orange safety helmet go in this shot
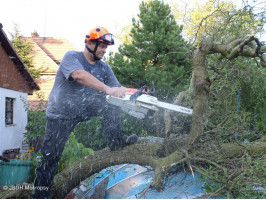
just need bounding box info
[85,26,114,45]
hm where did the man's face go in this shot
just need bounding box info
[95,42,108,59]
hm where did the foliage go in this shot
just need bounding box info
[183,0,265,44]
[239,65,266,134]
[23,92,47,143]
[194,41,266,199]
[24,110,46,142]
[198,152,265,199]
[121,111,156,137]
[230,155,266,199]
[74,112,156,151]
[114,24,133,45]
[108,0,192,101]
[73,117,106,151]
[57,133,93,173]
[201,56,266,145]
[9,24,46,78]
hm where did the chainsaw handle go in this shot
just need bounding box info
[130,85,148,101]
[147,88,156,96]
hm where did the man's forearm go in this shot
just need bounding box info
[71,69,110,93]
[70,69,126,97]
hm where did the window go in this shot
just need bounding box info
[5,97,15,125]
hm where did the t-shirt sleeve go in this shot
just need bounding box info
[60,51,84,80]
[103,63,121,87]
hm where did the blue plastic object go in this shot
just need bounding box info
[78,164,206,199]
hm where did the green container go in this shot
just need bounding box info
[0,159,32,185]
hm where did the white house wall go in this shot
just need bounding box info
[0,87,28,155]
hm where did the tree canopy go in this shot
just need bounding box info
[182,0,265,44]
[108,0,192,101]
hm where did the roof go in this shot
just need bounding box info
[0,23,40,91]
[30,40,59,73]
[25,36,79,74]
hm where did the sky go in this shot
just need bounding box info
[0,0,144,52]
[0,0,265,54]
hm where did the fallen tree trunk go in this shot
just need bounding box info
[1,136,265,199]
[53,140,265,199]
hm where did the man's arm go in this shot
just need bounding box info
[71,69,126,98]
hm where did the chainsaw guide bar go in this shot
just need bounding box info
[106,92,193,119]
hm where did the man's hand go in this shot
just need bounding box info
[105,86,126,98]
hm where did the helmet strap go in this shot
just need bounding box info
[85,40,100,60]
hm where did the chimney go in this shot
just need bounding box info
[31,31,39,37]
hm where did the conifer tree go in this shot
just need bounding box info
[10,24,44,78]
[109,0,192,101]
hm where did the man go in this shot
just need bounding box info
[33,26,138,198]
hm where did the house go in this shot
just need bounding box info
[0,23,40,156]
[25,32,78,110]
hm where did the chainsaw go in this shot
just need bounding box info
[106,86,193,119]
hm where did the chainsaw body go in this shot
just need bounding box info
[106,87,193,119]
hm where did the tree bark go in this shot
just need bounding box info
[187,38,212,147]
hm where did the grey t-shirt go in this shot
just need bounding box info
[46,51,121,119]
